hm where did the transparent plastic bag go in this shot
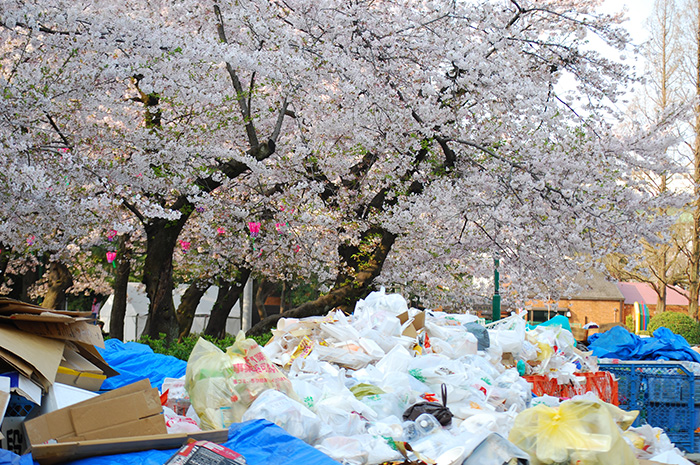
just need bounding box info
[185,332,297,430]
[508,399,638,465]
[241,388,324,444]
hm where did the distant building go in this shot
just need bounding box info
[615,282,696,323]
[526,272,625,328]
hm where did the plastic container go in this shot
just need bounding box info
[523,371,618,405]
[414,413,441,436]
[600,362,696,453]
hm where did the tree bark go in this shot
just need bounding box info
[204,269,252,338]
[691,0,700,321]
[109,235,131,340]
[142,213,190,342]
[0,246,9,288]
[42,261,73,310]
[177,280,209,339]
[657,280,667,315]
[247,228,396,336]
[254,278,277,321]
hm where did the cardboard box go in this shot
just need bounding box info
[55,345,107,391]
[0,324,64,391]
[164,439,246,465]
[397,310,425,338]
[30,429,230,465]
[25,379,166,447]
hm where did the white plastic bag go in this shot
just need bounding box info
[486,315,526,354]
[241,388,324,444]
[163,406,201,434]
[354,287,409,316]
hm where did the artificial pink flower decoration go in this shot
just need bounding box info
[180,240,191,252]
[294,245,301,253]
[248,222,261,237]
[106,251,117,263]
[275,222,284,234]
[27,235,35,246]
[107,229,118,241]
[216,227,226,235]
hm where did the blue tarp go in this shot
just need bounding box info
[588,326,700,363]
[65,420,339,465]
[96,339,187,391]
[7,420,340,465]
[8,341,338,464]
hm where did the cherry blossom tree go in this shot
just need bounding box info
[1,0,680,339]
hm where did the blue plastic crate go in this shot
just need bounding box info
[4,393,37,418]
[600,362,697,453]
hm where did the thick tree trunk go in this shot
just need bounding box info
[109,236,131,341]
[0,247,9,287]
[248,229,396,336]
[41,261,73,310]
[204,269,251,338]
[143,214,190,342]
[254,279,277,321]
[691,0,700,321]
[177,281,209,339]
[656,281,667,315]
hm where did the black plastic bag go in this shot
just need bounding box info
[402,383,453,426]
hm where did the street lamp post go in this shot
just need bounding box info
[492,254,501,321]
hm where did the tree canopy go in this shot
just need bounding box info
[0,0,682,336]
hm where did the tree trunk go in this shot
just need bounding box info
[42,261,73,310]
[254,279,277,321]
[691,0,700,321]
[248,229,396,336]
[176,281,209,339]
[204,269,252,338]
[142,213,190,342]
[109,235,131,340]
[0,246,9,287]
[657,281,667,315]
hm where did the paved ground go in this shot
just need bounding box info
[686,453,700,463]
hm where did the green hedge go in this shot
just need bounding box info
[138,332,273,361]
[648,311,700,345]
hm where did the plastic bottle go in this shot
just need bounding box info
[414,413,441,436]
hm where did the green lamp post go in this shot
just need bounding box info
[492,253,501,321]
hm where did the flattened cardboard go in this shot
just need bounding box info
[25,380,166,448]
[71,342,119,378]
[0,298,92,318]
[69,388,162,434]
[30,429,229,465]
[0,324,64,390]
[14,320,104,348]
[1,313,77,323]
[0,347,36,381]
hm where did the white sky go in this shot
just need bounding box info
[601,0,656,44]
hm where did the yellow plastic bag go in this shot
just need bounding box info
[185,331,297,430]
[508,399,639,465]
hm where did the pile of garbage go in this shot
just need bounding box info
[2,289,696,465]
[176,289,692,465]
